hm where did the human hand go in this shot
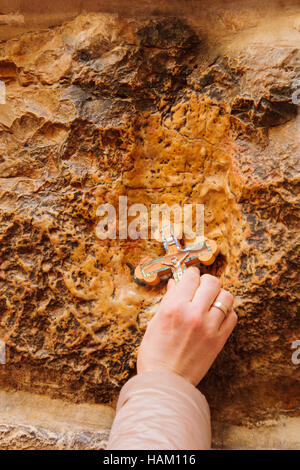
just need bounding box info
[137,267,238,386]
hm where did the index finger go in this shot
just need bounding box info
[161,266,200,307]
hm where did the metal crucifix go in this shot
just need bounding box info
[134,224,219,286]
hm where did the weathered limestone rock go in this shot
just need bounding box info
[0,0,299,449]
[0,390,114,450]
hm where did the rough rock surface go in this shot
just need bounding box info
[0,390,114,450]
[0,0,299,449]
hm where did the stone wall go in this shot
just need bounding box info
[0,0,299,449]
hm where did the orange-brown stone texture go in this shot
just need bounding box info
[0,0,299,449]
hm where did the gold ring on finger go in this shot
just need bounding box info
[212,301,228,317]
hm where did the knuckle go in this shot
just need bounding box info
[163,301,184,318]
[185,313,202,330]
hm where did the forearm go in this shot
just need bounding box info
[106,370,211,450]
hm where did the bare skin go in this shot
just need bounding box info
[137,266,238,386]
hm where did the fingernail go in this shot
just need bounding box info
[189,266,199,273]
